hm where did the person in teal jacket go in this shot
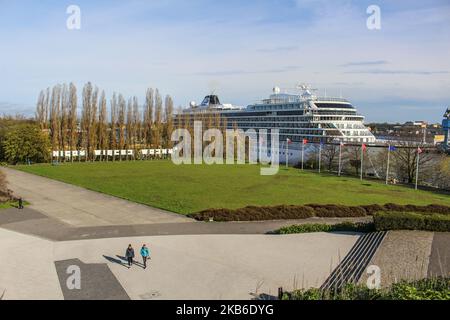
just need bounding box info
[140,244,150,269]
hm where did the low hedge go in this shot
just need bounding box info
[275,222,375,234]
[189,203,450,222]
[283,277,450,300]
[374,211,450,232]
[189,205,315,221]
[303,204,367,218]
[382,203,450,215]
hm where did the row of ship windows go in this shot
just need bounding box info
[277,135,373,143]
[177,113,361,121]
[232,127,371,137]
[249,103,354,111]
[231,123,320,128]
[249,104,304,111]
[225,122,371,132]
[173,120,370,133]
[225,116,363,122]
[314,110,357,116]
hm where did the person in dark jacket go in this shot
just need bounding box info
[125,244,135,267]
[18,198,24,209]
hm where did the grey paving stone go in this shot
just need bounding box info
[54,258,130,300]
[428,232,450,277]
[359,230,434,287]
[0,207,47,225]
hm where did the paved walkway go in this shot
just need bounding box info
[0,228,63,299]
[0,207,372,241]
[428,232,450,277]
[2,168,191,227]
[359,230,442,287]
[0,228,360,300]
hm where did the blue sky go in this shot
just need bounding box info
[0,0,449,122]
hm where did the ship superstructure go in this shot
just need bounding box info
[179,84,376,146]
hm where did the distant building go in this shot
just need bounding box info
[434,135,445,145]
[413,120,427,126]
[369,121,441,144]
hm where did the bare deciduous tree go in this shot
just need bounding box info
[98,90,108,161]
[68,83,78,162]
[126,98,133,160]
[132,97,141,157]
[117,94,126,160]
[143,88,154,154]
[35,90,46,130]
[391,142,434,184]
[49,84,62,157]
[164,95,174,148]
[110,93,118,160]
[153,89,163,149]
[322,144,339,171]
[60,84,69,161]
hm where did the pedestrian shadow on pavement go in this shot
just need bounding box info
[102,255,129,268]
[116,255,146,269]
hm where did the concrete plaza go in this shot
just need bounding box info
[0,228,359,300]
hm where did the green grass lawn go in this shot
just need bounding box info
[0,200,19,210]
[16,161,450,214]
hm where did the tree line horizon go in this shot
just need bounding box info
[35,81,180,162]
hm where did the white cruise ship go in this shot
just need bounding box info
[178,84,376,162]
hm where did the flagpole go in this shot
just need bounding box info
[338,143,342,176]
[415,147,420,190]
[386,145,391,185]
[318,142,322,173]
[286,138,289,169]
[301,141,305,171]
[360,144,364,181]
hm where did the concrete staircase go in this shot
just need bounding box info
[320,231,387,291]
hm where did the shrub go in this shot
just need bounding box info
[382,203,450,215]
[0,169,13,202]
[189,203,450,222]
[189,205,315,222]
[305,204,367,218]
[275,221,375,234]
[331,221,375,233]
[374,211,450,232]
[276,223,333,234]
[387,278,450,300]
[284,277,450,300]
[421,204,450,215]
[360,204,384,215]
[0,124,50,164]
